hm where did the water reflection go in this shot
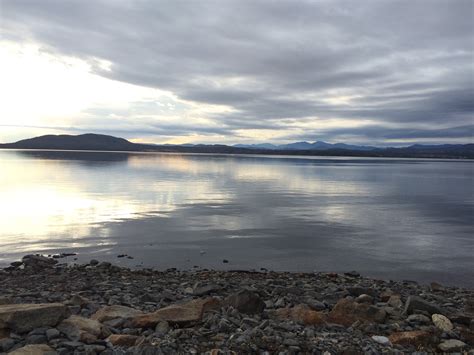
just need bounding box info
[0,150,473,287]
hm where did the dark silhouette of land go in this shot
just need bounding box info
[0,133,472,159]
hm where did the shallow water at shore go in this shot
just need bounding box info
[0,150,473,287]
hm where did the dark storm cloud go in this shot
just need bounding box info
[1,0,473,144]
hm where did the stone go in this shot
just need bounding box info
[21,255,57,269]
[371,335,391,346]
[57,315,103,343]
[407,314,431,324]
[91,305,143,322]
[274,304,326,325]
[0,297,13,305]
[306,299,326,311]
[328,298,386,326]
[430,282,444,291]
[356,294,373,304]
[346,287,377,297]
[131,297,220,328]
[432,313,453,331]
[89,259,99,266]
[67,295,89,307]
[380,289,393,302]
[155,321,170,335]
[107,334,139,347]
[191,283,220,296]
[403,296,444,316]
[0,337,15,352]
[387,295,403,309]
[344,271,360,277]
[0,303,67,333]
[388,330,432,346]
[438,339,467,352]
[224,290,265,314]
[9,344,56,355]
[46,328,60,341]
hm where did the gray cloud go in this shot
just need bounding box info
[1,0,473,144]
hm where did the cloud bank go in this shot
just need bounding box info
[1,0,473,145]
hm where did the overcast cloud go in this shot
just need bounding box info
[1,0,473,145]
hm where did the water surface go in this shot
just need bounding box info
[0,150,472,287]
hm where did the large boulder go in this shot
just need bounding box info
[57,315,106,343]
[0,303,67,333]
[224,290,265,314]
[403,296,444,316]
[130,297,220,328]
[273,304,326,325]
[327,298,386,326]
[8,344,56,355]
[91,305,143,322]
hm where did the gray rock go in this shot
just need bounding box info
[407,314,431,324]
[438,339,467,352]
[224,290,265,314]
[403,296,444,316]
[46,328,60,341]
[154,321,170,336]
[0,338,16,352]
[26,334,47,344]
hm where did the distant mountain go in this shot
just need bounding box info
[1,133,472,159]
[235,141,376,151]
[0,133,138,151]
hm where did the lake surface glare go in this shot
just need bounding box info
[0,150,473,287]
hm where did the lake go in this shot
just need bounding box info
[0,150,473,287]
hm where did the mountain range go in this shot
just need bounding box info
[0,133,472,159]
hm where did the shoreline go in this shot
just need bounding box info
[0,255,473,354]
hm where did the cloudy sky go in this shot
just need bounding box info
[0,0,472,146]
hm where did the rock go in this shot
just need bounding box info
[45,328,60,341]
[0,303,67,333]
[224,290,265,314]
[306,299,326,311]
[155,321,170,335]
[273,304,326,325]
[407,314,431,324]
[432,313,453,331]
[107,334,139,347]
[438,339,467,352]
[21,255,57,269]
[346,287,377,297]
[430,282,444,291]
[9,344,56,355]
[57,315,103,343]
[371,335,391,346]
[89,259,99,266]
[388,330,432,346]
[328,298,386,326]
[344,271,360,277]
[0,297,13,305]
[67,295,90,307]
[0,338,15,352]
[191,283,220,296]
[130,297,220,328]
[91,305,143,322]
[356,294,373,304]
[387,295,403,309]
[403,296,444,316]
[380,289,393,302]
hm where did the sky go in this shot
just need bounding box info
[0,0,473,146]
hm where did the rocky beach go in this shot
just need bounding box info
[0,255,473,354]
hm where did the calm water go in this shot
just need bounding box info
[0,150,473,287]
